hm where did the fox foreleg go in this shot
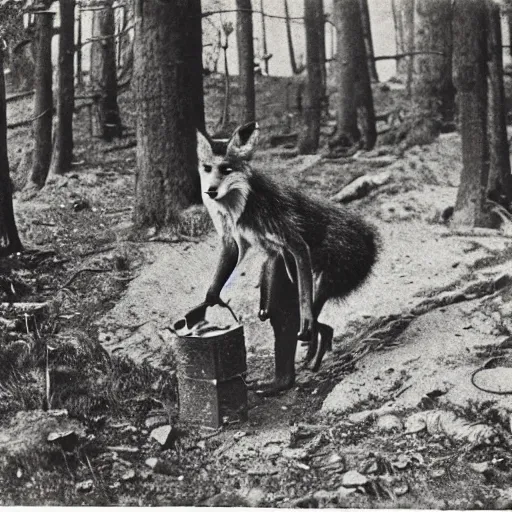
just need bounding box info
[288,239,314,342]
[205,237,239,305]
[258,253,280,321]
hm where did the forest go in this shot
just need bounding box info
[1,0,512,507]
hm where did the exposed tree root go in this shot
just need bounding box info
[320,273,511,378]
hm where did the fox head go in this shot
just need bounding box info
[197,122,259,203]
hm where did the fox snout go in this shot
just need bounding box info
[205,187,218,199]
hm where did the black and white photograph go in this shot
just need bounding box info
[1,0,512,507]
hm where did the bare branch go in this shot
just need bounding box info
[373,51,445,62]
[202,9,304,23]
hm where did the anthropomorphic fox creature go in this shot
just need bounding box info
[197,122,379,395]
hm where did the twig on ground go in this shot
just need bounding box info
[77,246,117,258]
[59,268,110,290]
[103,141,137,153]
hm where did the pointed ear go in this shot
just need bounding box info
[197,130,213,162]
[226,122,260,161]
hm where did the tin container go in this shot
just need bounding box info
[172,304,248,428]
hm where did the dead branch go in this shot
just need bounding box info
[374,51,445,62]
[77,246,117,258]
[80,24,134,47]
[202,9,304,23]
[6,90,35,103]
[103,140,136,153]
[59,268,110,290]
[440,228,512,239]
[7,107,53,130]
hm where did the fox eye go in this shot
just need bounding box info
[203,164,212,173]
[220,166,233,175]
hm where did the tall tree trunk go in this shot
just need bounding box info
[25,12,53,191]
[391,0,414,90]
[284,0,301,75]
[452,0,491,228]
[411,0,454,135]
[318,0,327,103]
[188,0,206,134]
[508,6,512,58]
[0,46,23,255]
[48,0,75,177]
[359,0,378,82]
[76,6,82,87]
[486,0,512,215]
[329,0,375,151]
[133,0,203,228]
[260,0,270,74]
[354,0,376,150]
[298,0,323,154]
[90,0,122,141]
[236,0,256,124]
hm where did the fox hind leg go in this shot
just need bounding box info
[303,273,334,371]
[252,254,299,396]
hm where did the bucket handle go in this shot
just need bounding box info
[173,299,239,332]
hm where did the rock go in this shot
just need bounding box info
[245,487,266,507]
[261,444,282,458]
[394,483,409,496]
[204,492,252,507]
[145,457,159,469]
[376,414,403,432]
[282,447,309,460]
[431,468,446,478]
[121,469,136,481]
[313,452,344,470]
[341,470,368,487]
[247,463,279,476]
[469,461,490,474]
[495,497,512,510]
[362,459,379,475]
[348,411,374,424]
[150,425,185,450]
[233,431,247,441]
[75,480,94,492]
[393,454,410,470]
[289,496,319,508]
[337,486,357,499]
[495,274,512,290]
[313,489,338,505]
[144,415,168,429]
[289,423,326,446]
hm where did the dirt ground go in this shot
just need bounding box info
[1,75,512,507]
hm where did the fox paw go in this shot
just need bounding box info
[247,377,294,397]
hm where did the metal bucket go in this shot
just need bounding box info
[172,303,247,428]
